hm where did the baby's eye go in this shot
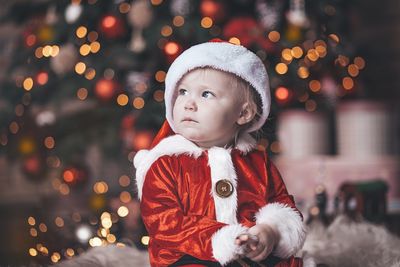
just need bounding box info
[178,89,187,95]
[202,91,215,98]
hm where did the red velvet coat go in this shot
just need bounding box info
[134,130,305,267]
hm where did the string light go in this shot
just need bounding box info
[173,16,184,27]
[117,94,129,106]
[228,37,240,45]
[161,25,173,37]
[275,63,288,75]
[268,31,280,42]
[201,17,213,28]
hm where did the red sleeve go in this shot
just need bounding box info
[253,154,306,259]
[140,156,226,263]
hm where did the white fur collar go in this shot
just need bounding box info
[133,133,256,200]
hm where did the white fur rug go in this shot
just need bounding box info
[302,215,400,267]
[56,215,400,267]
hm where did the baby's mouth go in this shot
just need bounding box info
[182,117,198,123]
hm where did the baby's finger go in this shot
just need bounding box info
[235,234,249,245]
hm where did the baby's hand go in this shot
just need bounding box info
[235,233,259,255]
[236,224,279,262]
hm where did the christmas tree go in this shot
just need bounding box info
[0,0,371,265]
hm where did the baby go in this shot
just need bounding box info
[134,41,306,267]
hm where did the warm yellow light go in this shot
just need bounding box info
[173,16,185,27]
[51,45,60,57]
[153,90,164,102]
[228,37,240,45]
[23,78,34,91]
[309,80,321,93]
[76,26,88,38]
[354,57,365,69]
[151,0,163,5]
[59,183,70,195]
[29,248,38,257]
[275,63,288,75]
[35,47,44,58]
[119,2,130,13]
[30,228,38,237]
[117,94,129,106]
[155,70,166,82]
[39,223,47,232]
[28,216,36,226]
[80,44,91,56]
[107,234,116,243]
[42,45,52,57]
[44,136,55,149]
[201,17,213,28]
[117,206,129,217]
[268,31,280,42]
[84,68,96,80]
[94,181,109,194]
[55,217,64,227]
[89,237,103,247]
[39,246,49,256]
[9,121,19,134]
[329,34,340,43]
[119,175,130,187]
[282,49,293,61]
[297,67,309,79]
[315,45,326,57]
[161,25,173,37]
[141,236,150,245]
[51,252,61,263]
[90,41,101,53]
[133,97,145,109]
[66,248,75,257]
[101,217,112,229]
[77,88,88,100]
[342,77,354,90]
[348,64,359,77]
[120,191,132,203]
[291,46,303,58]
[306,49,319,61]
[75,62,86,74]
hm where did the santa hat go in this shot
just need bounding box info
[164,40,271,133]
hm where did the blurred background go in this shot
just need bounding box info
[0,0,399,265]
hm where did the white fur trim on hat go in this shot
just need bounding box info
[165,42,270,133]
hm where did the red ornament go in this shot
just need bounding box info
[95,78,118,101]
[164,41,183,64]
[200,0,226,22]
[99,14,126,39]
[132,130,155,151]
[22,154,46,181]
[275,86,293,105]
[62,165,88,186]
[223,17,274,52]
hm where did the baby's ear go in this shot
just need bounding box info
[237,102,256,125]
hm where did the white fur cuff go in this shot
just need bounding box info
[211,224,248,266]
[255,202,306,259]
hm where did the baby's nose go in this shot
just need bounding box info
[184,98,197,111]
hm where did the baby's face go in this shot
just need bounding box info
[172,68,243,148]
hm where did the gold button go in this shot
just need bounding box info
[215,179,234,198]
